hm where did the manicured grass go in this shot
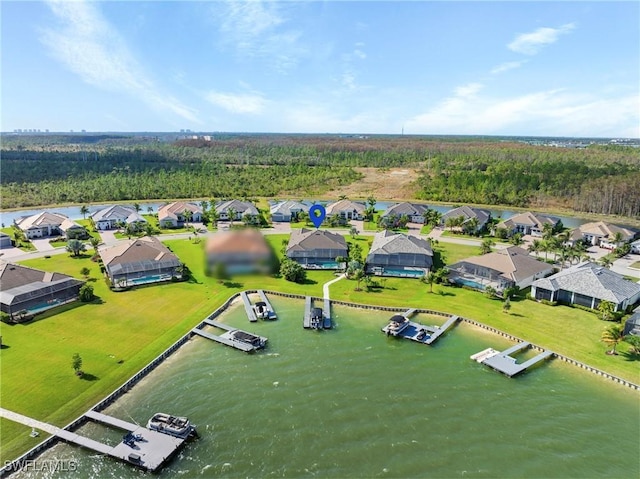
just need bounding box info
[75,220,102,241]
[630,261,640,269]
[1,237,637,462]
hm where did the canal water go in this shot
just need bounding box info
[12,297,639,478]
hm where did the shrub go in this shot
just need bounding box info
[79,284,95,302]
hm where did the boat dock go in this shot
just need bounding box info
[473,342,554,377]
[0,407,191,473]
[382,313,459,345]
[323,298,332,329]
[303,296,331,330]
[193,319,267,352]
[257,290,277,320]
[241,292,258,322]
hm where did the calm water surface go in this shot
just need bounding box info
[15,297,639,478]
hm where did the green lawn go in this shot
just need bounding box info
[1,238,638,462]
[419,224,433,235]
[630,261,640,269]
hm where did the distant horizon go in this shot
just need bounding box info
[2,1,638,137]
[2,130,639,141]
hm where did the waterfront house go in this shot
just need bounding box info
[325,199,366,221]
[15,212,88,239]
[365,230,433,278]
[494,212,560,237]
[448,246,554,291]
[158,201,202,228]
[567,221,637,249]
[205,229,273,275]
[270,200,309,222]
[440,206,491,233]
[381,202,430,224]
[286,228,348,269]
[99,236,182,288]
[531,262,640,311]
[0,261,84,321]
[623,308,640,336]
[91,205,147,231]
[0,233,12,249]
[215,200,259,222]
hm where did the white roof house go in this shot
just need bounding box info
[91,205,146,230]
[325,199,366,220]
[215,200,259,221]
[270,201,309,222]
[15,212,86,239]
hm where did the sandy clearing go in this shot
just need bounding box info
[324,166,422,200]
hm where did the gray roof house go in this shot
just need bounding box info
[441,206,491,233]
[325,199,366,221]
[91,205,147,230]
[531,262,640,312]
[99,236,182,288]
[286,228,348,269]
[15,212,87,239]
[495,212,560,237]
[448,246,554,291]
[215,200,259,221]
[0,261,84,321]
[381,202,430,224]
[366,230,433,278]
[270,200,309,222]
[158,201,202,228]
[623,308,640,336]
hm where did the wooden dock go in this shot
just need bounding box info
[303,296,313,328]
[424,315,460,345]
[0,407,191,473]
[241,292,258,322]
[193,320,267,352]
[303,296,331,330]
[475,342,554,377]
[403,308,417,318]
[257,290,277,320]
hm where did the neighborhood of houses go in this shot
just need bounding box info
[2,199,639,335]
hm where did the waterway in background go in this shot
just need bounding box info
[12,297,640,478]
[0,201,591,229]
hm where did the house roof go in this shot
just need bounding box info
[205,229,271,255]
[91,205,146,224]
[287,228,347,253]
[99,236,179,267]
[0,261,83,306]
[441,205,490,225]
[215,200,259,216]
[569,221,637,242]
[450,246,552,283]
[382,202,429,218]
[368,230,433,256]
[325,199,365,216]
[158,202,202,222]
[532,262,640,303]
[15,212,83,232]
[496,212,559,230]
[270,200,309,216]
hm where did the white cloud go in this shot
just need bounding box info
[353,49,367,60]
[214,1,306,72]
[508,23,576,55]
[490,60,527,74]
[405,84,639,137]
[41,0,199,123]
[454,83,483,97]
[205,91,267,114]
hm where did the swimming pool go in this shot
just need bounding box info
[454,277,486,290]
[379,268,426,278]
[127,274,172,286]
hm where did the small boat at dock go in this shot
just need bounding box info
[147,413,195,439]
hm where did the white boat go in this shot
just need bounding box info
[385,315,410,336]
[252,301,269,320]
[147,413,194,439]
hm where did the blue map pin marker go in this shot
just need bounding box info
[309,204,326,229]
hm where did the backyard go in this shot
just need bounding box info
[0,236,637,463]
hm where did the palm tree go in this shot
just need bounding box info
[612,231,624,247]
[542,222,554,241]
[89,237,101,254]
[597,300,615,321]
[80,205,89,220]
[599,255,613,269]
[66,239,86,257]
[601,324,624,355]
[421,271,437,293]
[464,217,479,236]
[528,239,542,256]
[480,238,495,255]
[133,202,141,213]
[227,207,237,224]
[182,209,193,228]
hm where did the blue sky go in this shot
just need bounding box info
[2,1,638,137]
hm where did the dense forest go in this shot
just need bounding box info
[1,133,638,219]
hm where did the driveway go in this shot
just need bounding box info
[612,254,640,279]
[30,238,56,252]
[98,230,119,245]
